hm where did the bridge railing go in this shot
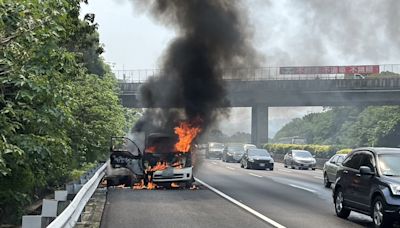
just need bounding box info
[114,64,400,83]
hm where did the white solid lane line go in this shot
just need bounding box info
[212,162,217,165]
[195,178,286,228]
[288,184,316,193]
[313,176,324,180]
[227,167,235,170]
[249,173,263,178]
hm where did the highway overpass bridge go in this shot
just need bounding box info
[118,70,400,147]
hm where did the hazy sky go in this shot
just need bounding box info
[80,0,399,136]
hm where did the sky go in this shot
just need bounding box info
[80,0,399,137]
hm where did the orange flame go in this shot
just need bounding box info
[147,182,157,190]
[148,161,168,172]
[171,161,184,169]
[146,146,157,153]
[171,182,180,188]
[133,180,146,190]
[174,120,202,152]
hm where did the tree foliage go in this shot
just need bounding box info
[274,106,400,148]
[0,0,127,224]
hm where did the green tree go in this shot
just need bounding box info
[274,105,400,148]
[0,0,127,224]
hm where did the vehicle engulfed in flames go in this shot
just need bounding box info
[105,121,200,189]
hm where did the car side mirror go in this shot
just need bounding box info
[312,155,316,158]
[359,166,375,175]
[330,160,336,164]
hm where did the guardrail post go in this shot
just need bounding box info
[21,163,106,228]
[80,176,88,184]
[66,183,74,195]
[74,183,83,194]
[22,215,46,228]
[42,199,58,217]
[55,191,68,201]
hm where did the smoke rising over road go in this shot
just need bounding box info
[132,0,259,135]
[257,0,400,66]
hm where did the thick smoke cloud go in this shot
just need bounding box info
[132,0,259,135]
[258,0,400,65]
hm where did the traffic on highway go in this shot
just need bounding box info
[103,141,400,228]
[5,1,400,228]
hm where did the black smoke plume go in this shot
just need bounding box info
[132,0,259,136]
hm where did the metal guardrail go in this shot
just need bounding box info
[47,163,107,228]
[114,64,400,83]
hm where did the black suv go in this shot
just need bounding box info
[333,148,400,227]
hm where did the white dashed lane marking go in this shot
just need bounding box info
[288,184,316,193]
[249,173,263,178]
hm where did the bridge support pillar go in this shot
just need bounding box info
[251,105,269,148]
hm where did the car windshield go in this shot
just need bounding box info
[210,143,224,149]
[249,149,270,157]
[293,151,312,158]
[378,154,400,176]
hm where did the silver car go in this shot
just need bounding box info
[323,154,346,188]
[284,150,316,170]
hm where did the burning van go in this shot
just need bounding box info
[106,129,196,189]
[143,133,194,188]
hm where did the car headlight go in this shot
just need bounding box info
[227,152,233,156]
[269,158,274,163]
[248,158,254,162]
[389,183,400,195]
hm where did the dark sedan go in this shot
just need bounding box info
[240,149,274,170]
[206,142,224,159]
[333,148,400,227]
[222,143,245,163]
[323,154,347,188]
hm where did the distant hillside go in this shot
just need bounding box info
[269,118,294,138]
[274,106,400,147]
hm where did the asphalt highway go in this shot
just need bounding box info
[196,160,372,228]
[101,160,376,228]
[101,188,272,228]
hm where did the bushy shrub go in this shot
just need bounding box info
[264,143,345,159]
[336,148,352,154]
